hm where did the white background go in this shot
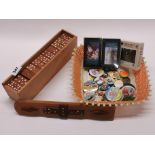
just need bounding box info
[0,19,155,134]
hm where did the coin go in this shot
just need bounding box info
[105,87,123,101]
[89,69,104,77]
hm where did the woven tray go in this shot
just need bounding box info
[72,46,151,107]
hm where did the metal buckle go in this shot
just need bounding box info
[58,105,68,119]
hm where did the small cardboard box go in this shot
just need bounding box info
[2,29,77,101]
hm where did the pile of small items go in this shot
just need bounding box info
[83,68,136,102]
[82,38,144,102]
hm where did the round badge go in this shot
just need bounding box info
[114,80,123,88]
[83,80,98,92]
[108,71,115,77]
[106,77,115,86]
[122,77,131,85]
[84,91,96,101]
[89,69,104,78]
[99,84,108,91]
[119,71,129,78]
[108,71,120,79]
[121,85,136,101]
[105,87,123,101]
[94,77,105,85]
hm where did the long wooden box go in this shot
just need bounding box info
[2,29,77,101]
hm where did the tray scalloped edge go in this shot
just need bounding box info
[72,45,151,107]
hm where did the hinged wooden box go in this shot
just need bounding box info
[2,29,77,101]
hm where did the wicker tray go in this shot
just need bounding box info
[72,45,151,107]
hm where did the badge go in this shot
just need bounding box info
[122,77,131,85]
[119,70,129,77]
[99,83,110,91]
[83,70,94,82]
[114,80,123,88]
[121,84,136,101]
[83,80,98,92]
[108,71,120,79]
[89,69,104,77]
[106,77,115,86]
[84,91,96,101]
[105,87,123,101]
[94,77,105,85]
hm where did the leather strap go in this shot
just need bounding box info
[14,100,115,120]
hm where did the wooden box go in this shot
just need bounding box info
[2,30,77,101]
